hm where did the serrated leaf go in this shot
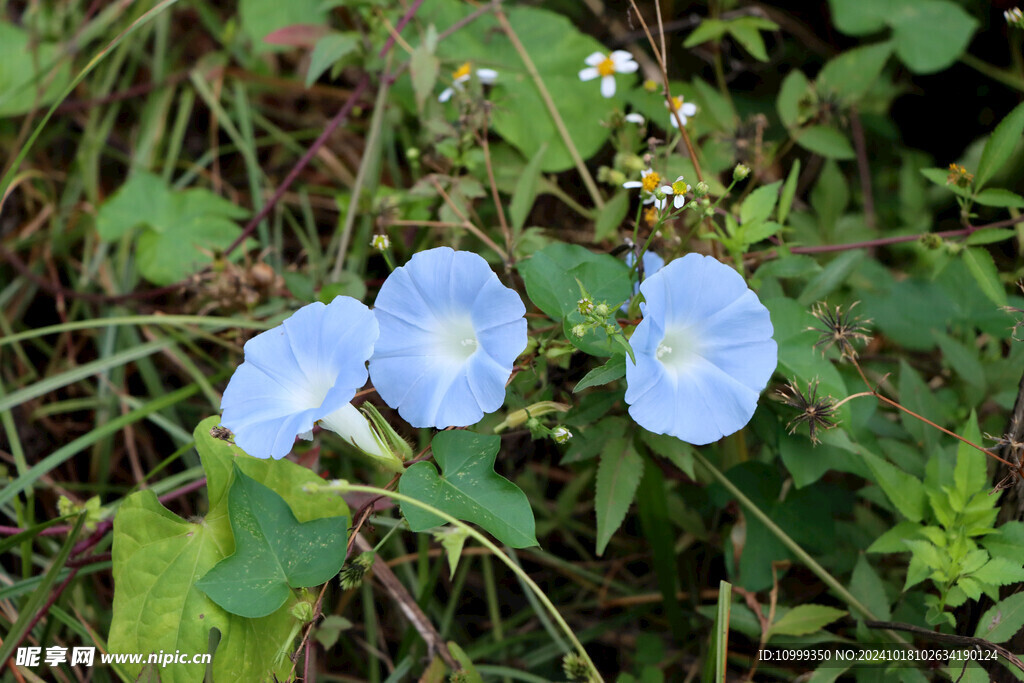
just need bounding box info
[977,102,1024,189]
[574,354,626,393]
[399,431,537,548]
[683,19,729,48]
[934,331,984,388]
[727,19,772,62]
[795,125,856,159]
[594,437,643,555]
[196,467,349,618]
[817,41,893,102]
[510,143,548,234]
[962,247,1007,308]
[740,181,783,226]
[860,448,927,522]
[971,557,1024,587]
[974,592,1024,643]
[965,228,1016,246]
[919,167,974,198]
[974,188,1024,208]
[954,411,988,497]
[767,604,846,639]
[867,521,925,553]
[850,555,892,620]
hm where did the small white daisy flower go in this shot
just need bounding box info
[438,62,498,103]
[624,113,646,125]
[578,50,639,98]
[666,95,698,128]
[1007,7,1024,27]
[623,168,661,205]
[657,176,691,210]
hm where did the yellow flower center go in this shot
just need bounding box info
[672,179,689,194]
[641,172,661,193]
[452,62,472,80]
[643,206,659,225]
[597,56,616,77]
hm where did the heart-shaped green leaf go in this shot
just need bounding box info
[196,466,349,618]
[399,431,537,548]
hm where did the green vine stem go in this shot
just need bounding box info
[316,481,605,682]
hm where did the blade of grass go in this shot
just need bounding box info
[0,514,86,666]
[715,581,732,683]
[0,383,201,511]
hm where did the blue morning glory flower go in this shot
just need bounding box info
[625,253,777,445]
[220,296,378,459]
[369,247,527,428]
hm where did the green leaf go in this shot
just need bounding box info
[971,557,1024,586]
[962,247,1007,307]
[594,189,630,241]
[850,555,892,620]
[953,411,988,497]
[399,431,537,548]
[307,32,360,87]
[965,228,1016,246]
[974,592,1024,643]
[867,520,925,553]
[196,467,349,618]
[518,242,631,320]
[817,41,893,102]
[767,605,846,639]
[682,19,729,48]
[110,417,347,681]
[94,172,250,285]
[898,360,945,453]
[574,354,626,393]
[510,143,549,234]
[239,0,328,52]
[740,181,783,225]
[594,437,643,555]
[794,125,856,159]
[776,69,810,129]
[827,0,889,36]
[920,167,974,198]
[777,160,801,225]
[977,102,1024,189]
[692,78,737,131]
[797,250,864,306]
[890,0,977,74]
[425,1,619,171]
[0,24,72,117]
[727,18,776,62]
[859,448,927,522]
[934,332,985,389]
[974,188,1024,208]
[408,31,440,110]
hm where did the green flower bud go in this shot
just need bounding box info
[733,163,751,181]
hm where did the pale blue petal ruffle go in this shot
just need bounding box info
[370,247,526,428]
[221,296,378,459]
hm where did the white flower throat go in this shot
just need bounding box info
[656,326,702,371]
[438,316,479,361]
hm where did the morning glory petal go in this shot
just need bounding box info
[625,254,776,444]
[221,296,378,459]
[370,247,527,428]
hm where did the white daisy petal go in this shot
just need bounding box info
[600,75,616,98]
[584,51,606,66]
[625,113,645,124]
[579,67,600,82]
[476,68,498,84]
[438,87,455,103]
